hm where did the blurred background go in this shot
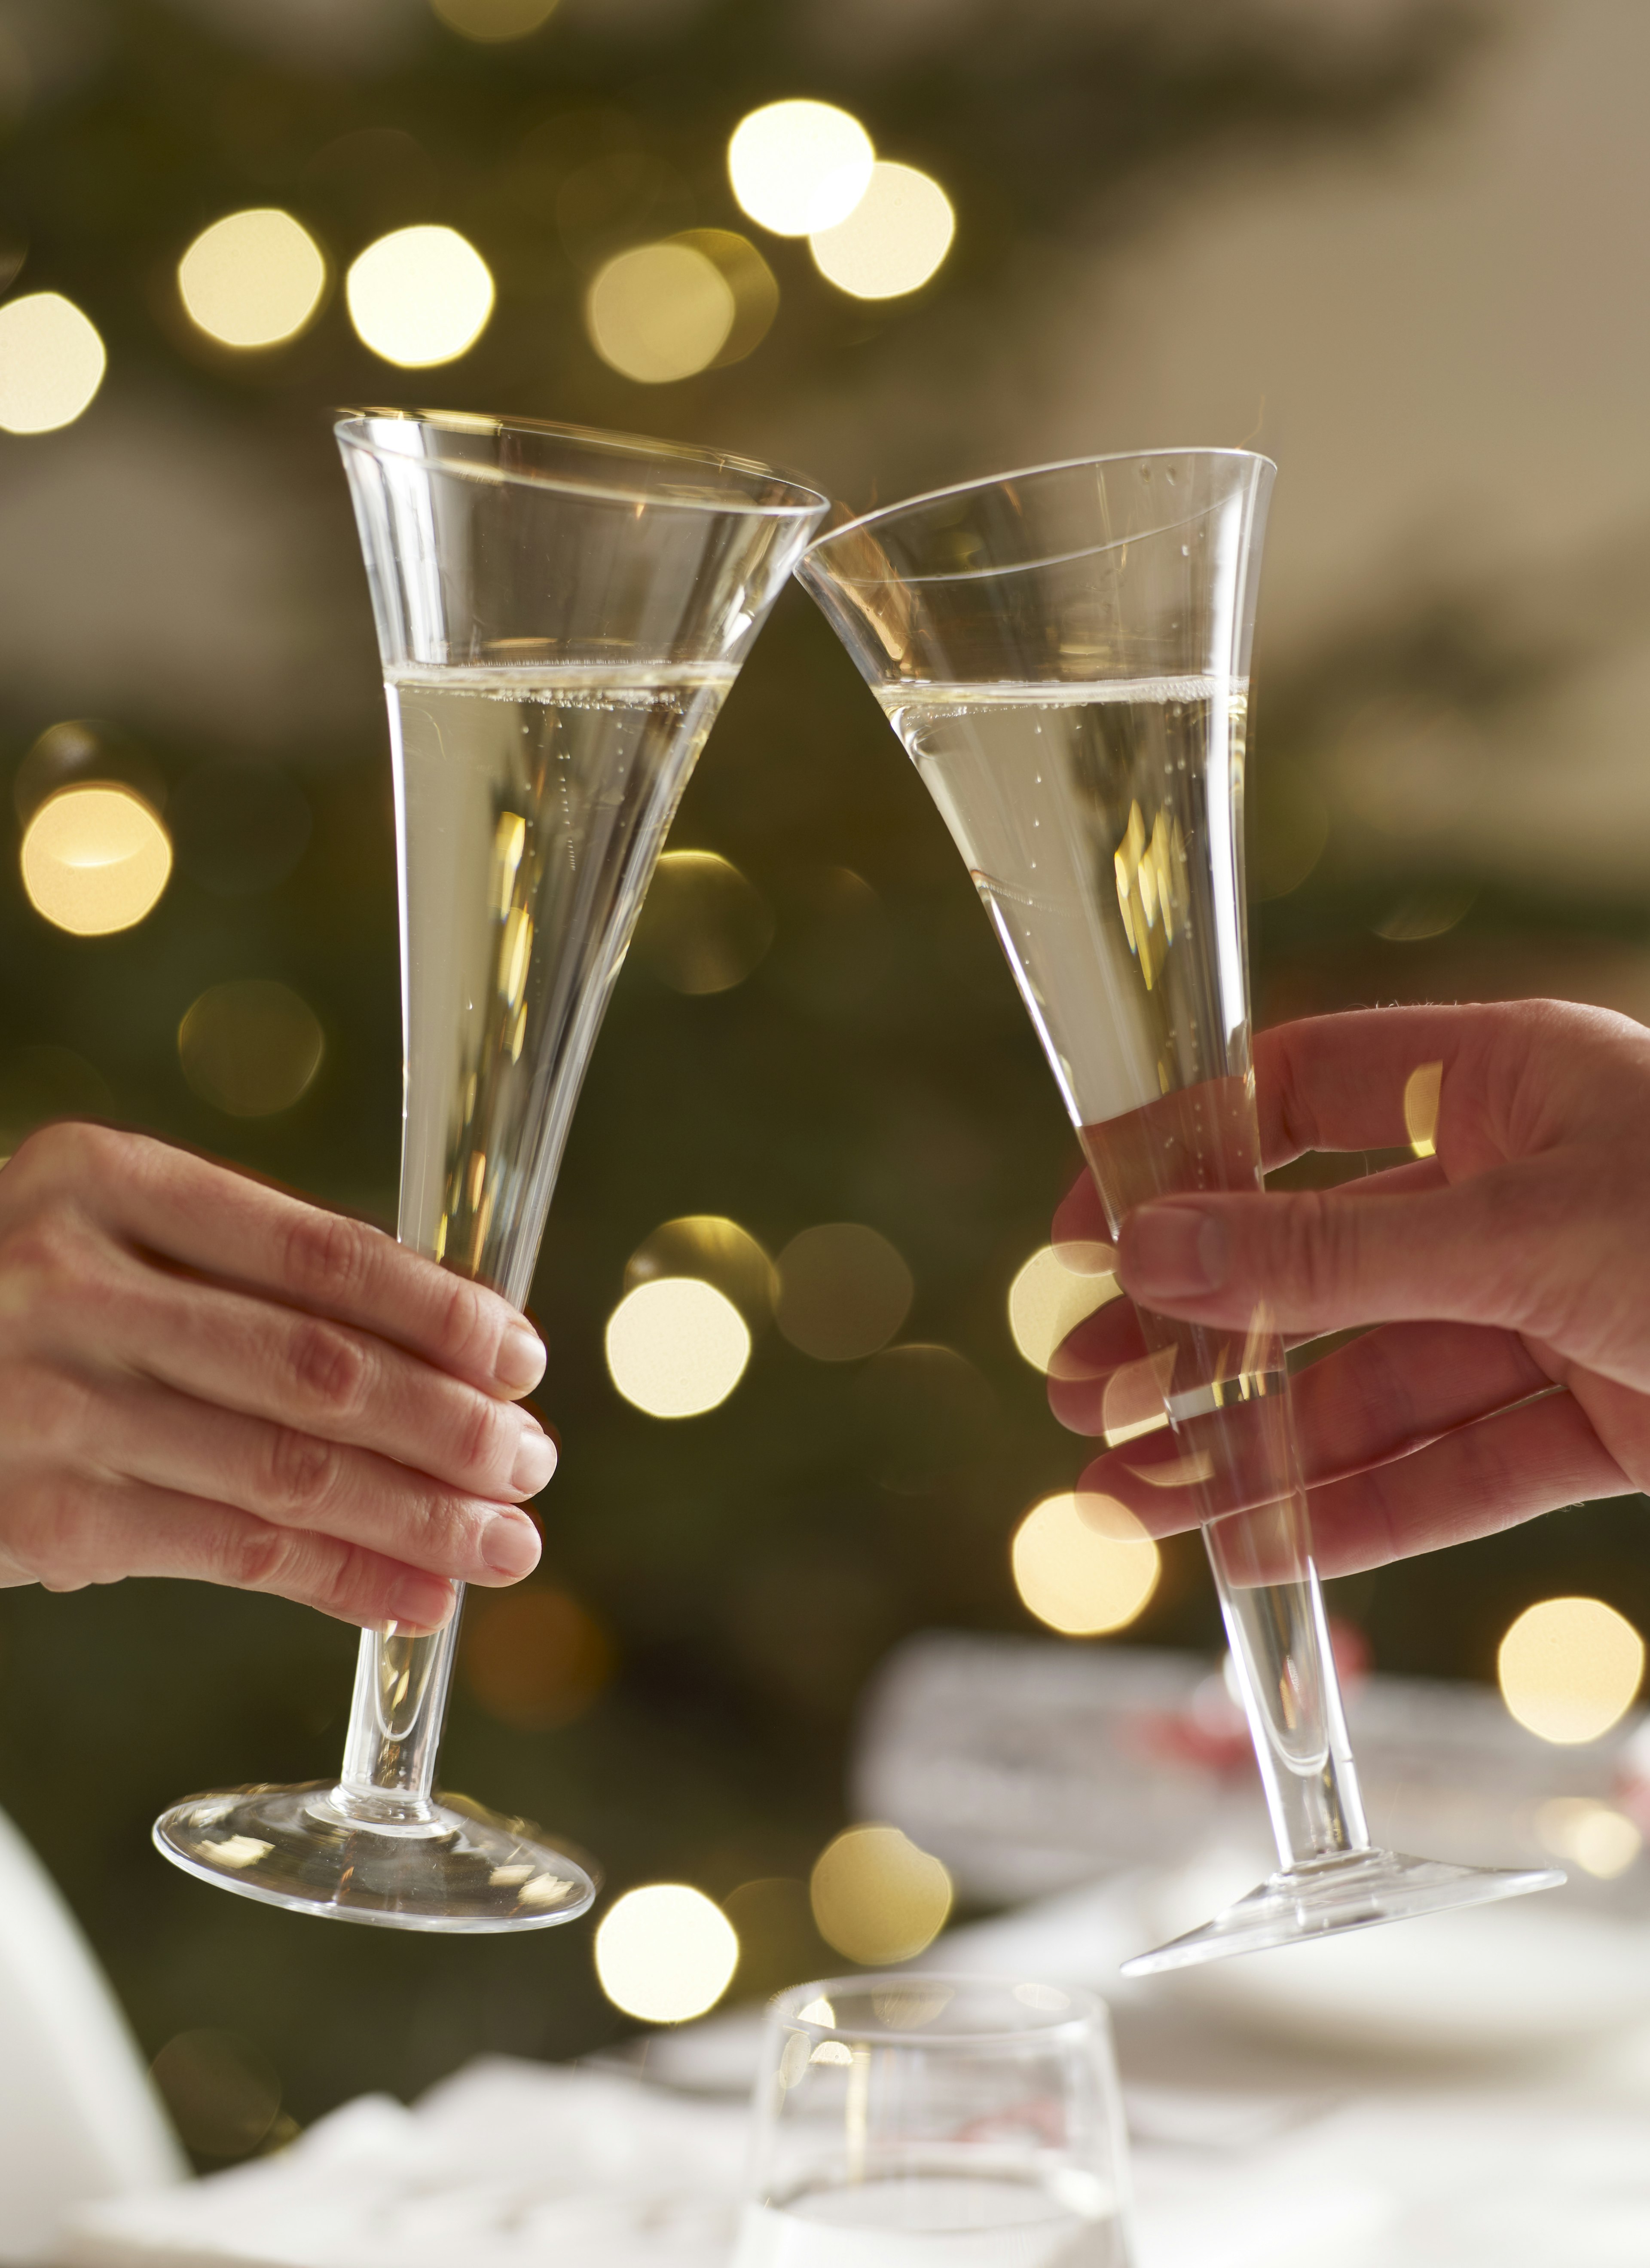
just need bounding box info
[0,0,1648,2169]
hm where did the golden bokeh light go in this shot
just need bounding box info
[1403,1059,1443,1157]
[177,980,324,1117]
[727,100,875,237]
[586,242,735,383]
[345,225,494,367]
[671,229,779,366]
[632,850,774,992]
[605,1277,752,1417]
[1497,1597,1644,1744]
[593,1884,739,2023]
[1012,1491,1160,1636]
[1534,1797,1643,1881]
[0,291,106,434]
[1007,1242,1118,1372]
[149,2030,281,2161]
[624,1214,775,1331]
[462,1585,614,1731]
[21,786,171,936]
[809,162,955,300]
[810,1824,953,1965]
[431,0,558,37]
[775,1223,913,1362]
[177,209,326,349]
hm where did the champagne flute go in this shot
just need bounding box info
[796,450,1561,1971]
[153,412,826,1930]
[737,1974,1137,2268]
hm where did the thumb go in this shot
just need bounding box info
[1115,1154,1613,1351]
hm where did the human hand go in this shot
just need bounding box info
[0,1123,556,1630]
[1049,999,1650,1573]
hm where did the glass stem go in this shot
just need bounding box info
[335,1607,463,1826]
[1203,1514,1370,1873]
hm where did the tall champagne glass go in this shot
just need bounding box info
[797,451,1561,1971]
[154,412,826,1930]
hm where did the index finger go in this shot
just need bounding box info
[43,1126,546,1398]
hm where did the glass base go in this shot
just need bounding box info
[1121,1849,1566,1977]
[153,1781,599,1933]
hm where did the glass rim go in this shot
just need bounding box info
[767,1972,1106,2048]
[800,445,1277,584]
[334,407,829,521]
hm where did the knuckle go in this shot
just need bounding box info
[263,1426,343,1517]
[288,1317,370,1420]
[16,1476,96,1591]
[1276,1191,1351,1309]
[281,1206,374,1307]
[437,1273,494,1374]
[456,1389,510,1479]
[225,1518,305,1594]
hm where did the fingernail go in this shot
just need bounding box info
[1122,1203,1228,1299]
[495,1320,547,1393]
[383,1578,455,1637]
[480,1510,542,1579]
[510,1420,559,1496]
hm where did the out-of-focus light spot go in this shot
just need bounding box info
[809,162,954,299]
[775,1223,913,1362]
[632,850,774,991]
[1012,1491,1160,1636]
[671,229,779,366]
[1371,887,1477,943]
[0,291,105,433]
[431,0,558,37]
[1498,1598,1644,1744]
[625,1215,775,1331]
[1249,756,1329,902]
[586,242,734,383]
[1535,1796,1642,1880]
[728,100,874,238]
[1008,1242,1118,1371]
[21,787,171,935]
[178,980,324,1117]
[463,1585,614,1730]
[346,226,494,367]
[177,210,326,349]
[722,1876,829,1996]
[594,1885,738,2023]
[605,1277,751,1417]
[810,1824,952,1965]
[852,1342,992,1495]
[150,2030,281,2160]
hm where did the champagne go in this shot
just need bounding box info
[387,662,733,1303]
[734,2174,1127,2268]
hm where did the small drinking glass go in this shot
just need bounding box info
[736,1974,1136,2268]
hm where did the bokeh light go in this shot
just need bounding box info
[775,1223,913,1362]
[624,1215,775,1331]
[149,2030,281,2160]
[672,229,779,366]
[722,1876,831,1999]
[605,1277,752,1417]
[852,1343,992,1494]
[0,291,106,434]
[594,1885,739,2023]
[728,100,875,237]
[1012,1491,1160,1636]
[21,787,171,936]
[177,980,324,1117]
[586,242,735,383]
[631,850,774,991]
[1534,1796,1643,1880]
[810,162,955,299]
[430,0,559,37]
[345,226,494,367]
[1008,1242,1118,1371]
[809,1824,952,1965]
[1497,1597,1644,1744]
[177,209,327,349]
[462,1585,614,1731]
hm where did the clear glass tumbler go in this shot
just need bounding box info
[736,1974,1136,2268]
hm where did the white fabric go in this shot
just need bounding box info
[0,1806,186,2258]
